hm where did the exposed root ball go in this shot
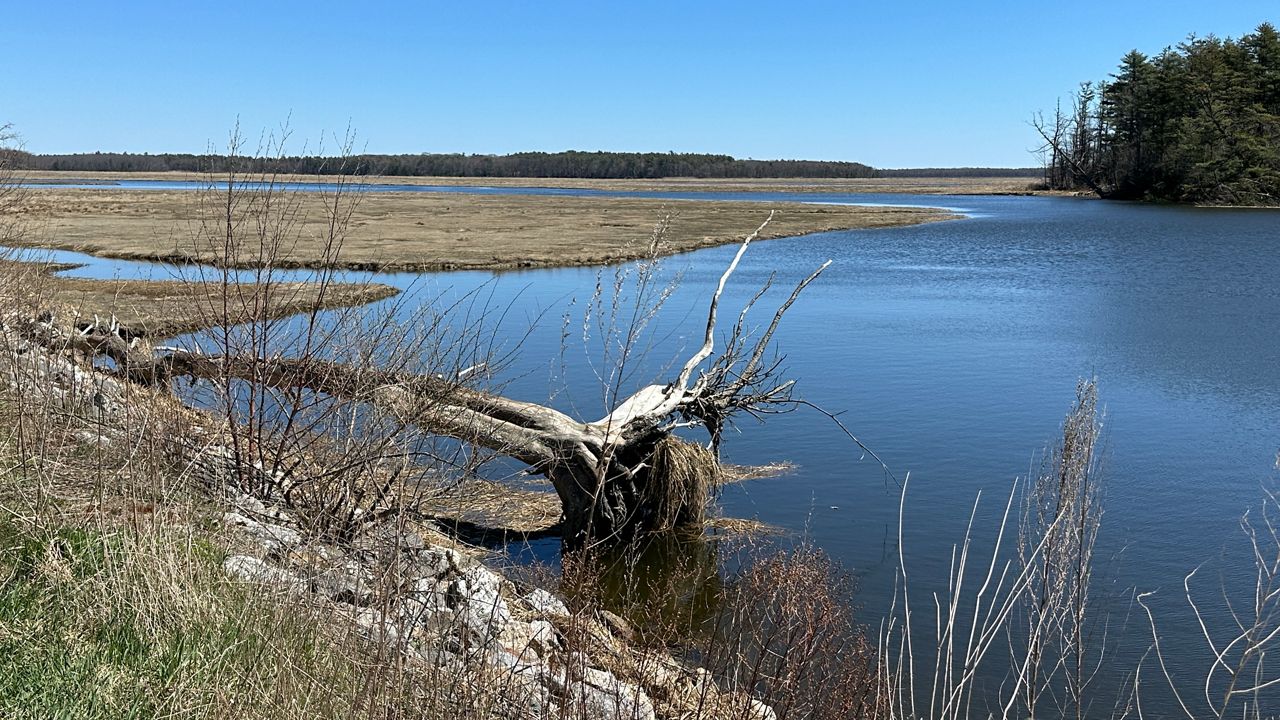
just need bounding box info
[645,436,718,532]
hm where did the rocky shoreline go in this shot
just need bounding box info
[0,315,776,720]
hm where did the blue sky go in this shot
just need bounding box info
[2,2,1274,167]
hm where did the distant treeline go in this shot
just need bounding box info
[10,150,876,179]
[878,167,1041,178]
[1039,22,1280,205]
[6,148,1038,180]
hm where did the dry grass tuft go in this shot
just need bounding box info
[646,435,718,533]
[719,460,796,485]
[705,516,784,537]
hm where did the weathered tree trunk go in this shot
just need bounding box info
[546,432,717,547]
[14,215,825,549]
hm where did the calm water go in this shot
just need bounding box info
[22,183,1280,710]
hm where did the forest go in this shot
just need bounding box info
[5,147,1039,181]
[8,149,874,179]
[1039,22,1280,205]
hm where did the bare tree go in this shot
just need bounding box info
[1033,84,1110,197]
[0,123,27,246]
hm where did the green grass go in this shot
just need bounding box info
[0,360,497,720]
[0,523,164,718]
[0,517,380,720]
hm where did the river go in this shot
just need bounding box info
[20,181,1280,711]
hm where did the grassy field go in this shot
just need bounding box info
[11,186,955,272]
[23,169,1044,196]
[0,260,396,338]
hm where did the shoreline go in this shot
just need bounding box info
[0,259,399,339]
[19,169,1052,196]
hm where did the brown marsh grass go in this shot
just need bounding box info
[12,186,954,272]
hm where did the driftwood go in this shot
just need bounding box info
[18,215,830,549]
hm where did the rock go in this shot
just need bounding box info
[522,587,570,617]
[0,329,765,720]
[95,375,124,397]
[188,445,240,494]
[632,652,685,689]
[486,653,555,719]
[403,610,466,653]
[383,524,427,551]
[448,564,514,643]
[287,543,340,566]
[312,558,376,606]
[223,511,302,555]
[223,555,304,590]
[399,576,452,641]
[414,546,465,580]
[503,682,553,720]
[490,647,528,671]
[409,644,461,670]
[72,428,111,448]
[353,607,402,646]
[408,575,452,610]
[231,493,292,523]
[353,520,431,561]
[598,609,635,643]
[248,460,287,494]
[568,666,657,720]
[527,619,557,653]
[461,563,506,594]
[232,493,268,515]
[496,657,580,720]
[747,699,779,720]
[499,618,558,660]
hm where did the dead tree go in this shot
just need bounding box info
[1032,85,1109,198]
[19,214,830,550]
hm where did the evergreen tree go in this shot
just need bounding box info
[1040,23,1280,205]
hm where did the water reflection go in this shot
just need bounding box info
[562,530,726,637]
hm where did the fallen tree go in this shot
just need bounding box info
[18,212,827,549]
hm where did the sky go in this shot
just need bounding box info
[2,2,1275,168]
